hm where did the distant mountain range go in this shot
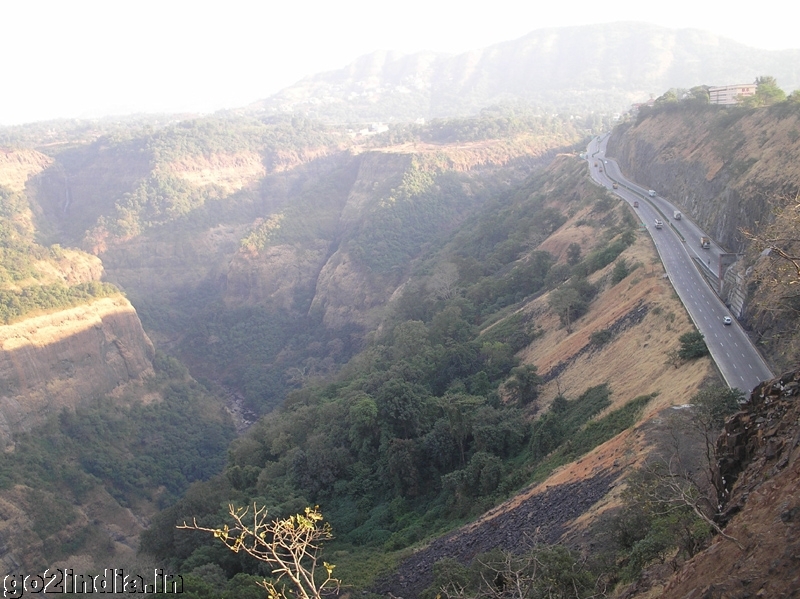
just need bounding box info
[249,22,800,122]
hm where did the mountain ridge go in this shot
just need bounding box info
[252,22,800,122]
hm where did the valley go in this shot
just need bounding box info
[0,44,798,597]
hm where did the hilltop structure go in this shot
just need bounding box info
[709,83,757,105]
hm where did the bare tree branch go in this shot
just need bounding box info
[178,505,339,599]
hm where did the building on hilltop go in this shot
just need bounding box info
[709,84,756,105]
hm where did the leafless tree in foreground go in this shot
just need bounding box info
[178,505,339,599]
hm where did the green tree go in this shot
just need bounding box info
[687,85,710,104]
[505,365,542,407]
[654,89,679,106]
[677,331,708,360]
[611,258,630,284]
[440,392,483,466]
[741,76,786,107]
[377,378,428,438]
[548,286,588,332]
[566,242,582,266]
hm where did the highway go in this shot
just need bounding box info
[586,135,774,393]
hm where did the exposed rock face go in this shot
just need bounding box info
[309,247,389,330]
[100,223,247,306]
[717,370,800,519]
[607,107,800,370]
[225,242,331,312]
[607,108,800,253]
[0,149,52,193]
[0,296,155,445]
[221,151,411,328]
[662,369,800,597]
[163,151,266,193]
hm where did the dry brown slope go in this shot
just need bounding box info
[0,296,155,446]
[658,370,800,598]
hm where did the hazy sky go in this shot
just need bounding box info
[1,0,796,126]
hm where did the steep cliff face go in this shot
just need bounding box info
[0,296,155,446]
[607,103,800,370]
[0,149,52,194]
[30,137,154,246]
[660,369,800,597]
[0,146,157,446]
[607,105,800,252]
[221,151,401,321]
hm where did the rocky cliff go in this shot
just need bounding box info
[607,103,800,371]
[0,296,155,446]
[659,369,800,597]
[0,145,157,448]
[607,105,800,253]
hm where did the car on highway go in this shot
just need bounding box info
[723,316,732,325]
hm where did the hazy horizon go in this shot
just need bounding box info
[2,0,798,126]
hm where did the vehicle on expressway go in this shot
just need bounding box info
[654,219,663,229]
[674,211,682,220]
[633,201,639,208]
[723,316,732,325]
[648,190,657,197]
[612,183,619,189]
[701,236,711,249]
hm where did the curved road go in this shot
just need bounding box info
[586,135,773,393]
